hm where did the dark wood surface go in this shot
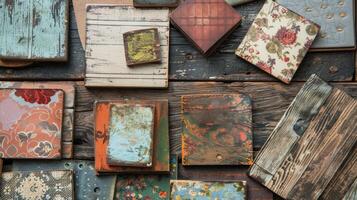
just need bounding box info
[1,0,356,199]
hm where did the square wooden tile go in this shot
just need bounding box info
[170,0,242,56]
[170,180,247,199]
[95,100,169,174]
[0,89,64,159]
[0,0,68,61]
[181,94,253,166]
[249,74,357,200]
[235,0,320,84]
[107,103,155,167]
[123,28,161,66]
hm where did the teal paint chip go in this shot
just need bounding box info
[107,103,155,167]
[0,0,68,61]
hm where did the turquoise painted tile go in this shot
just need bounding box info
[170,180,247,200]
[12,160,116,200]
[107,103,155,167]
[0,0,68,60]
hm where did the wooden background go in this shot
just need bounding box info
[2,1,356,199]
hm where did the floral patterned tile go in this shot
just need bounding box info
[0,89,64,159]
[235,0,320,84]
[0,170,73,200]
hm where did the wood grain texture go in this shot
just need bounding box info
[343,179,357,200]
[0,81,75,158]
[0,0,68,61]
[249,75,357,200]
[85,5,169,88]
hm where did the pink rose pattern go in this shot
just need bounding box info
[235,0,320,84]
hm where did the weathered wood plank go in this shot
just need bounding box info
[0,0,68,61]
[343,179,357,200]
[249,75,357,200]
[85,5,169,88]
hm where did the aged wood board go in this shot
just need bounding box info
[85,5,170,88]
[12,160,117,200]
[107,103,155,167]
[72,0,133,48]
[0,170,73,200]
[170,0,242,56]
[170,180,247,200]
[249,74,357,199]
[0,81,75,158]
[0,0,69,61]
[0,89,64,159]
[133,0,178,7]
[95,100,169,174]
[181,94,253,166]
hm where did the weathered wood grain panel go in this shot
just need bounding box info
[343,179,357,200]
[0,0,68,61]
[85,5,169,88]
[249,75,357,200]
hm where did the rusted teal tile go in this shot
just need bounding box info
[0,0,68,61]
[107,104,155,167]
[12,160,116,200]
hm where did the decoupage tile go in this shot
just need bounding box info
[0,170,73,200]
[181,94,253,166]
[85,5,169,88]
[235,0,320,84]
[12,160,117,200]
[134,0,178,7]
[0,89,64,159]
[107,103,155,167]
[170,180,247,200]
[123,28,161,66]
[0,0,68,61]
[170,0,241,56]
[115,175,170,200]
[249,74,357,199]
[95,100,169,174]
[276,0,355,49]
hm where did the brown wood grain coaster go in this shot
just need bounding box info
[249,74,357,200]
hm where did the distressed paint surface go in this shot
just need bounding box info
[169,0,241,56]
[249,74,357,200]
[12,160,116,200]
[170,155,178,180]
[133,0,178,7]
[107,104,155,167]
[85,5,169,88]
[95,100,169,173]
[115,175,170,199]
[181,94,253,166]
[0,89,64,159]
[0,170,73,200]
[0,0,68,60]
[225,0,255,6]
[0,81,75,158]
[124,28,161,66]
[170,180,247,200]
[276,0,355,49]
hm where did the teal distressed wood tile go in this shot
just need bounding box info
[107,103,155,167]
[12,160,116,200]
[0,0,68,61]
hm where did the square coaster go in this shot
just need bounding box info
[95,100,169,174]
[249,74,357,199]
[235,0,320,84]
[123,28,161,66]
[115,175,170,199]
[0,0,68,61]
[0,170,73,200]
[134,0,179,7]
[0,89,64,159]
[12,160,117,200]
[181,94,253,166]
[107,104,155,167]
[170,180,247,200]
[170,0,242,56]
[276,0,355,50]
